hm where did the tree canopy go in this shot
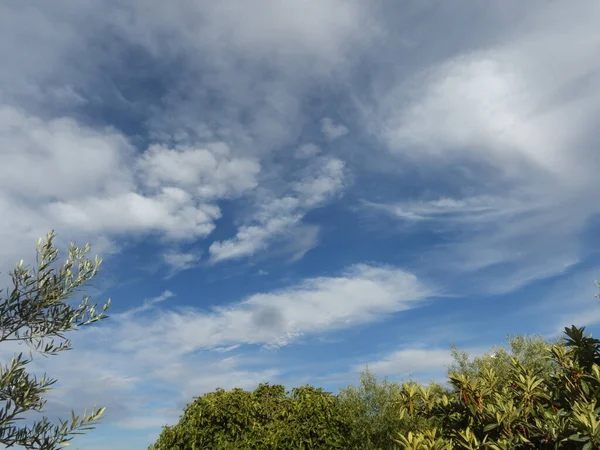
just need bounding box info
[151,324,600,449]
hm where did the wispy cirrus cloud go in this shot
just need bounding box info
[162,250,203,277]
[361,1,600,293]
[365,195,533,224]
[117,264,430,353]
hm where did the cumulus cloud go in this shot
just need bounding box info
[49,189,221,240]
[0,106,260,278]
[0,0,371,273]
[136,143,260,199]
[0,0,377,275]
[0,106,129,275]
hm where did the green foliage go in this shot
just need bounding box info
[337,369,446,449]
[0,231,110,449]
[394,326,600,449]
[447,333,561,389]
[149,383,350,449]
[337,368,403,449]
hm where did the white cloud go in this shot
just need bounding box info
[208,210,302,262]
[209,157,346,262]
[373,2,600,177]
[294,158,346,207]
[379,52,597,182]
[0,106,133,200]
[0,0,376,156]
[119,290,175,318]
[364,2,600,292]
[282,224,321,262]
[321,117,349,140]
[556,307,600,334]
[358,348,454,377]
[366,195,532,223]
[510,268,600,338]
[117,417,174,431]
[353,344,493,384]
[367,192,585,293]
[295,143,320,159]
[135,0,377,153]
[46,140,259,241]
[127,0,375,73]
[0,106,132,276]
[163,250,202,276]
[0,0,369,270]
[49,189,221,240]
[0,2,93,107]
[0,106,261,279]
[116,264,429,355]
[0,0,373,275]
[136,142,260,200]
[0,0,374,91]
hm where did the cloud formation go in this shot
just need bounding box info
[321,117,349,140]
[118,264,429,352]
[209,157,346,262]
[362,2,600,293]
[358,348,454,378]
[0,105,263,277]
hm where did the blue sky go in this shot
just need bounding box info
[1,1,600,449]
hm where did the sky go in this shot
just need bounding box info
[1,1,600,449]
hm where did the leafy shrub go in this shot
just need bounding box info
[394,326,600,449]
[149,384,349,449]
[337,369,446,449]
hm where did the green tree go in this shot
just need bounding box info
[0,231,110,449]
[337,368,407,449]
[447,333,563,390]
[395,326,600,449]
[150,383,350,450]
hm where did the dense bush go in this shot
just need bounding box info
[149,384,350,449]
[394,326,600,449]
[150,326,600,449]
[336,369,404,448]
[337,369,448,449]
